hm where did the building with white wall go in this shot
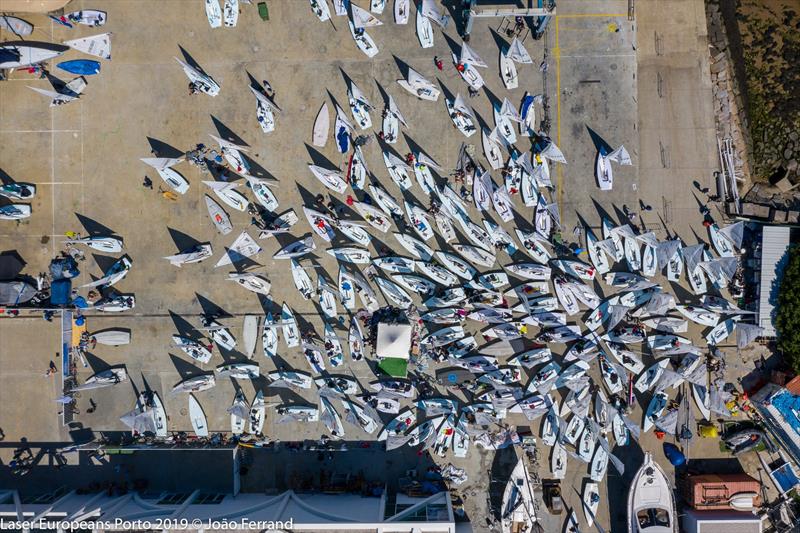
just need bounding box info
[0,489,457,532]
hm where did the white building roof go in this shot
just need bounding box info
[758,226,791,337]
[375,323,412,360]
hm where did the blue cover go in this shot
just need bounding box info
[57,59,100,75]
[662,443,686,467]
[336,126,349,153]
[50,278,72,306]
[520,94,534,120]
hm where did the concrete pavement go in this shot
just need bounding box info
[0,1,739,531]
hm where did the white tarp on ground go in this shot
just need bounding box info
[376,322,412,359]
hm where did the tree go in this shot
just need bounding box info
[775,245,800,373]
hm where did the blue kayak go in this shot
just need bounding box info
[57,59,100,75]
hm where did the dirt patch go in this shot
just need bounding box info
[736,0,800,180]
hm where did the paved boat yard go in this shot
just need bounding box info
[0,0,741,530]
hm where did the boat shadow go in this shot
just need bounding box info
[145,136,184,159]
[305,142,341,171]
[169,310,199,339]
[168,353,209,381]
[75,213,118,237]
[607,437,646,531]
[177,45,209,75]
[586,125,613,153]
[210,114,249,148]
[167,227,203,252]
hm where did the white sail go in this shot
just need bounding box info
[500,98,522,122]
[28,86,79,106]
[349,80,372,108]
[215,231,261,267]
[120,409,156,434]
[140,157,183,170]
[700,256,739,281]
[736,323,763,349]
[719,221,744,249]
[656,240,681,269]
[546,202,561,228]
[209,133,248,153]
[417,151,441,170]
[407,67,432,88]
[540,140,567,164]
[352,3,383,28]
[636,231,659,249]
[250,85,280,113]
[508,37,533,64]
[606,145,631,166]
[387,95,407,126]
[63,32,112,60]
[682,244,705,273]
[596,434,625,476]
[420,0,448,28]
[335,103,355,131]
[641,293,676,316]
[460,41,487,68]
[453,93,474,117]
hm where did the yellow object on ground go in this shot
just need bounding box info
[698,424,719,438]
[71,317,86,346]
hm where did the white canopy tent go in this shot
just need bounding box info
[375,323,412,360]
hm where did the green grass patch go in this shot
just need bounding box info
[378,357,408,377]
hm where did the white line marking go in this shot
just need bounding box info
[80,94,85,211]
[51,100,55,256]
[559,53,636,58]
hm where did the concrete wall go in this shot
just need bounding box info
[705,0,754,185]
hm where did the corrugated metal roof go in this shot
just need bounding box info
[687,509,764,533]
[699,524,761,533]
[681,474,761,510]
[758,226,791,337]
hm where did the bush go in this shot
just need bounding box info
[775,245,800,373]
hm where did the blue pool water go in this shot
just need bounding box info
[769,390,800,436]
[773,463,800,492]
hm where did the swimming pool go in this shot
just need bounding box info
[772,463,800,493]
[769,390,800,437]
